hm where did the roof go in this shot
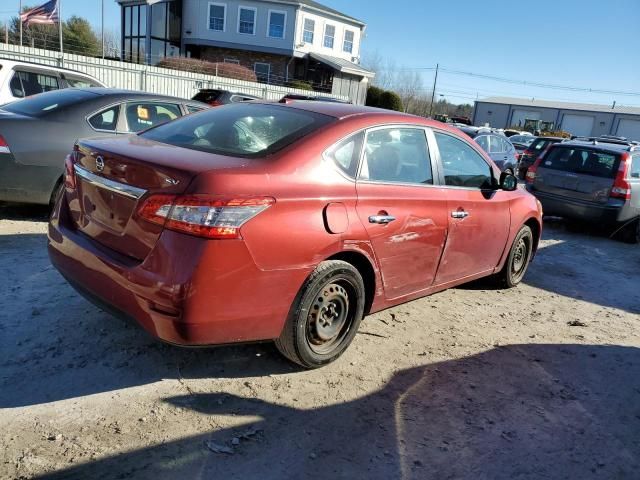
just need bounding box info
[117,0,365,25]
[294,0,364,25]
[476,96,640,116]
[268,100,412,119]
[309,53,375,78]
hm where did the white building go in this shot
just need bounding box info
[117,0,374,104]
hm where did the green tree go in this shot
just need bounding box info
[379,90,404,112]
[8,8,100,56]
[365,86,384,108]
[63,16,100,56]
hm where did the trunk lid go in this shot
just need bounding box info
[67,135,249,260]
[533,146,620,204]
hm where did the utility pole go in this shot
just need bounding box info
[428,63,439,118]
[101,0,105,58]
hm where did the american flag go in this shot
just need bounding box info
[20,0,60,26]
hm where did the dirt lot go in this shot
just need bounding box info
[0,205,639,480]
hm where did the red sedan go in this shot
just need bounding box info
[48,102,542,368]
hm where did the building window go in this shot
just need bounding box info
[238,6,256,35]
[343,30,354,54]
[303,18,314,44]
[209,3,226,31]
[324,24,335,49]
[123,4,147,63]
[254,62,271,83]
[268,10,286,38]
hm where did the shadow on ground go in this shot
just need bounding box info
[35,344,640,480]
[0,203,50,221]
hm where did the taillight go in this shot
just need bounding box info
[525,158,541,183]
[610,152,631,200]
[0,135,11,154]
[526,145,553,184]
[137,195,274,239]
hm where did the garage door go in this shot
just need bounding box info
[511,110,541,128]
[616,119,640,141]
[561,114,594,137]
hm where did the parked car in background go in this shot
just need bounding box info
[191,88,261,107]
[0,88,208,206]
[510,134,537,160]
[280,93,351,103]
[49,102,541,368]
[459,126,519,174]
[526,137,640,243]
[517,136,566,179]
[0,58,105,105]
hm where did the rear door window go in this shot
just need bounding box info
[325,132,364,178]
[475,135,489,152]
[543,148,620,178]
[10,70,60,98]
[359,128,433,185]
[88,105,121,131]
[124,102,181,132]
[489,135,506,153]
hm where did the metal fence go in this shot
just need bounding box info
[0,43,348,102]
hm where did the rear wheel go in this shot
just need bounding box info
[48,178,63,212]
[495,225,534,288]
[621,218,640,244]
[275,260,365,368]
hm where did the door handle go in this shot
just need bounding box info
[451,211,469,219]
[369,215,396,224]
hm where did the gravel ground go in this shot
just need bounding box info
[1,205,639,480]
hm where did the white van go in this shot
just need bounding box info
[0,58,106,105]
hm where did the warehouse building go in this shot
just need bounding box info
[472,97,640,140]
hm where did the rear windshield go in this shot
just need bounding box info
[192,90,223,103]
[1,88,95,116]
[529,138,553,152]
[141,103,334,158]
[542,147,620,178]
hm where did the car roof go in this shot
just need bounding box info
[0,57,102,80]
[71,87,206,104]
[555,138,639,153]
[264,100,415,120]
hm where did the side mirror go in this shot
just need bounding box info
[500,171,518,191]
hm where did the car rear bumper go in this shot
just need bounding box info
[528,189,625,223]
[47,195,309,346]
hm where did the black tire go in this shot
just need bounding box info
[275,260,365,368]
[621,218,640,244]
[49,179,63,212]
[495,225,534,288]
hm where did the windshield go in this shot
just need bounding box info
[2,88,95,116]
[141,103,334,158]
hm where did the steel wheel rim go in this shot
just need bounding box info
[306,280,355,355]
[512,237,529,275]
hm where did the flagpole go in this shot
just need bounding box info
[58,0,63,56]
[101,0,104,58]
[19,0,22,46]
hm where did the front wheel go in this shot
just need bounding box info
[275,260,365,368]
[494,225,534,288]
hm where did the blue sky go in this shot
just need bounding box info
[1,0,639,106]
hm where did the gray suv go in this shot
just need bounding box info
[526,137,640,243]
